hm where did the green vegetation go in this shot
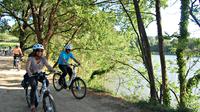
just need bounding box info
[0,33,18,42]
[0,33,18,47]
[0,0,199,111]
[150,38,200,56]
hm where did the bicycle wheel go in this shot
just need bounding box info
[25,87,31,107]
[53,72,63,91]
[25,86,38,108]
[71,77,87,99]
[43,93,56,112]
[16,62,20,71]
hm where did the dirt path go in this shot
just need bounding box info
[0,56,144,112]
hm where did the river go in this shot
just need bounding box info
[105,55,200,106]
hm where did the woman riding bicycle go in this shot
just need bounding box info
[53,44,80,88]
[26,43,55,112]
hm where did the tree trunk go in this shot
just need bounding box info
[176,0,190,109]
[155,0,170,106]
[132,0,157,102]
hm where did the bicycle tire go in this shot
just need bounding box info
[43,92,56,112]
[53,72,63,91]
[16,62,20,71]
[25,87,39,108]
[71,77,87,99]
[25,87,31,108]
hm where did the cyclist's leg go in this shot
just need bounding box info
[58,65,68,86]
[29,76,38,109]
[66,65,73,80]
[13,55,16,66]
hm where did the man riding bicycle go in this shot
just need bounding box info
[53,44,80,88]
[25,43,55,112]
[12,44,23,67]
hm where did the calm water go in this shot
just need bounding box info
[105,55,200,105]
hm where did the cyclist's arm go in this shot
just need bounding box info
[26,58,32,77]
[43,57,55,72]
[72,57,80,65]
[71,53,80,65]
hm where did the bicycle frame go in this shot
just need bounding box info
[35,79,48,104]
[65,64,78,86]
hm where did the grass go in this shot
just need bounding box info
[0,42,19,47]
[135,101,177,112]
[0,33,18,42]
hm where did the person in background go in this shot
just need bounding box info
[12,44,23,66]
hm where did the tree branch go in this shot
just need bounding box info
[185,58,200,78]
[0,3,35,32]
[90,0,118,5]
[190,0,200,27]
[66,23,83,44]
[112,59,150,83]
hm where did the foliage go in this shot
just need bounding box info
[0,42,18,47]
[0,18,11,33]
[0,0,199,111]
[149,38,200,56]
[135,101,177,112]
[0,33,18,42]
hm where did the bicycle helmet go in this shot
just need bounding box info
[65,44,72,50]
[16,43,20,47]
[32,43,44,50]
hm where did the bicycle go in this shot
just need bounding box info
[53,64,87,99]
[24,72,56,112]
[13,56,21,71]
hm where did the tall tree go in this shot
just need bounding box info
[0,0,33,51]
[132,0,157,102]
[155,0,170,106]
[176,0,190,109]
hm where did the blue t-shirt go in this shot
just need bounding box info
[58,51,74,65]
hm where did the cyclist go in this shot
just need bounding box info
[12,44,23,67]
[53,44,80,87]
[25,43,55,112]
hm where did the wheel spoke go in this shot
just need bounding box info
[71,78,86,99]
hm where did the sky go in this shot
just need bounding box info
[146,0,200,38]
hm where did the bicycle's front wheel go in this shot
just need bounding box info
[43,93,56,112]
[53,72,63,91]
[25,87,31,107]
[25,87,39,107]
[71,77,87,99]
[16,62,20,71]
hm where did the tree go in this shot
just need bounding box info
[0,0,91,54]
[0,0,33,51]
[155,0,170,106]
[116,0,158,102]
[132,0,157,103]
[176,0,190,109]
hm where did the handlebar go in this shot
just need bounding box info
[30,72,50,79]
[69,63,80,67]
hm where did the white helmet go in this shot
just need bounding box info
[33,43,44,50]
[65,44,72,50]
[16,43,20,47]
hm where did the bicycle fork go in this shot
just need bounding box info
[35,81,48,104]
